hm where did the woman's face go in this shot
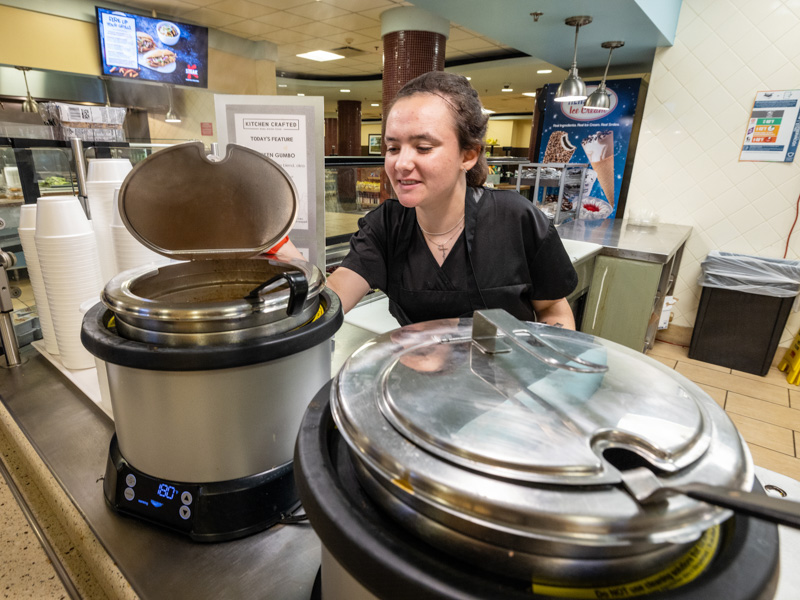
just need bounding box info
[384,93,478,210]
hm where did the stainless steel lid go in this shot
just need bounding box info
[332,310,752,551]
[105,141,319,345]
[117,141,297,260]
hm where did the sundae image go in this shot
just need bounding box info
[543,131,576,163]
[581,131,615,207]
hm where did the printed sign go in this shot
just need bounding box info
[539,78,642,220]
[740,90,800,162]
[215,95,326,268]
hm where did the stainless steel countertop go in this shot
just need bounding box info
[558,219,692,264]
[3,320,799,600]
[0,322,377,600]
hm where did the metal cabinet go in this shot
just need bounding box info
[581,247,683,353]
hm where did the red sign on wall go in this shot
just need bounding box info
[201,122,213,136]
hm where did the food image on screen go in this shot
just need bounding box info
[144,49,176,69]
[137,32,155,53]
[96,7,208,87]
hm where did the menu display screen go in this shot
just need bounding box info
[96,7,209,88]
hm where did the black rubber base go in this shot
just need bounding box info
[296,382,781,600]
[104,434,299,542]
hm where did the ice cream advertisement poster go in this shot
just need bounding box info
[539,78,642,220]
[739,90,800,162]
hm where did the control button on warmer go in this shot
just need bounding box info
[179,505,191,520]
[124,487,135,501]
[181,491,193,505]
[125,474,137,487]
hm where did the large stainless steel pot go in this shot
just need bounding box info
[313,309,773,593]
[82,141,343,485]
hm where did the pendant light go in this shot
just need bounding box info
[165,85,181,123]
[554,16,592,103]
[584,41,625,111]
[15,67,39,113]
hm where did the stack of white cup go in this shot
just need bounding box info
[17,204,60,356]
[111,188,168,271]
[34,196,104,370]
[86,158,133,283]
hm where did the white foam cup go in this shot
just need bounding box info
[35,196,92,237]
[86,158,133,183]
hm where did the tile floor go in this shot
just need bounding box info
[647,340,800,481]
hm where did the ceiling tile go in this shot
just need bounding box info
[324,0,393,12]
[255,10,312,28]
[323,14,380,31]
[246,0,315,8]
[447,38,497,52]
[181,7,243,26]
[447,27,476,42]
[353,25,381,38]
[263,29,316,44]
[224,19,279,36]
[289,22,348,38]
[206,0,276,19]
[286,2,350,20]
[121,0,201,15]
[358,5,396,21]
[182,0,224,6]
[322,31,374,46]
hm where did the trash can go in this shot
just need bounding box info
[689,251,800,376]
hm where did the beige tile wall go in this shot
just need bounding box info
[628,0,800,345]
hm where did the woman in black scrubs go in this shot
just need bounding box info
[320,71,577,328]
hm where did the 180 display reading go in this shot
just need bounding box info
[157,483,179,500]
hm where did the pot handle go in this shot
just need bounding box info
[245,271,308,317]
[472,309,608,373]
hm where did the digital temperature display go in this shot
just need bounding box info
[117,469,196,531]
[157,483,179,500]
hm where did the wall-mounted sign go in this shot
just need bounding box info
[538,78,642,220]
[214,95,325,268]
[740,90,800,162]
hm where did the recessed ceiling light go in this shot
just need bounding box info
[340,89,350,93]
[522,92,537,97]
[481,108,495,114]
[297,50,344,62]
[371,103,379,107]
[466,76,472,80]
[297,93,305,96]
[537,69,553,74]
[501,85,513,92]
[278,84,287,88]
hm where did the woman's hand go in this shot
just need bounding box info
[532,298,576,330]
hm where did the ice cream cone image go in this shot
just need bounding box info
[581,131,616,207]
[543,131,576,163]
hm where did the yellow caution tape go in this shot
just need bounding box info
[532,525,720,599]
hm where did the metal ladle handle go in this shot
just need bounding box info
[246,271,308,317]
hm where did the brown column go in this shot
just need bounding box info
[336,100,361,209]
[379,7,450,200]
[336,100,362,156]
[381,31,447,112]
[324,117,338,156]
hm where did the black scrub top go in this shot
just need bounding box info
[340,187,578,325]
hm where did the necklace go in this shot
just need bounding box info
[418,213,465,236]
[421,222,464,260]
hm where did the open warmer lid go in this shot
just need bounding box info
[117,142,298,260]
